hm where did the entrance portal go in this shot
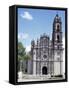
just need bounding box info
[42,66,47,75]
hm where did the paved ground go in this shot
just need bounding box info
[18,73,65,82]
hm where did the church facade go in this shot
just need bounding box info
[27,14,63,76]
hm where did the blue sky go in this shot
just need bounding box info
[18,8,65,52]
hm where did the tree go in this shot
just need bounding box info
[18,42,31,73]
[18,42,26,72]
[23,54,31,73]
[18,42,26,61]
[23,54,31,61]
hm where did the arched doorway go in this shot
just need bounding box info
[42,66,47,75]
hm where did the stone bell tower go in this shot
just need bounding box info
[52,14,63,76]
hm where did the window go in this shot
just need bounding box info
[43,55,47,58]
[57,45,59,49]
[57,35,60,42]
[57,51,60,55]
[57,57,60,61]
[56,24,60,32]
[57,24,60,30]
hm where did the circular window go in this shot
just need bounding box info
[43,55,47,58]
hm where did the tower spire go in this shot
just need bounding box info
[56,11,58,16]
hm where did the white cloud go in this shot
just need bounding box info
[18,33,29,40]
[21,11,33,20]
[25,45,31,52]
